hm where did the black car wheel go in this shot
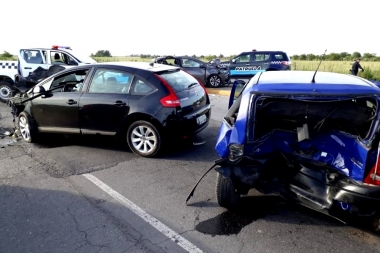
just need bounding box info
[18,112,36,143]
[216,172,240,209]
[127,120,161,158]
[207,74,221,88]
[0,81,15,103]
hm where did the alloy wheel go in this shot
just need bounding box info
[130,125,158,155]
[19,116,31,141]
[0,85,12,100]
[209,75,221,87]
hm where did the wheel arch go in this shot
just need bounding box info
[0,75,15,85]
[120,112,164,136]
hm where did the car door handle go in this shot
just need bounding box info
[113,101,126,106]
[245,64,250,66]
[24,67,32,69]
[66,99,77,105]
[264,63,270,65]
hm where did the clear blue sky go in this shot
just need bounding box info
[1,0,378,57]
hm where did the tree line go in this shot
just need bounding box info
[291,52,379,61]
[2,50,379,62]
[96,51,379,62]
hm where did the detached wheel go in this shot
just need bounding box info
[216,172,240,209]
[127,120,161,158]
[207,74,221,88]
[0,81,15,103]
[18,112,36,143]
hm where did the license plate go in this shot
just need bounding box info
[196,114,207,125]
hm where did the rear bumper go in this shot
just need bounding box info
[164,104,211,137]
[215,158,380,214]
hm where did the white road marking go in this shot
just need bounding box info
[83,173,204,253]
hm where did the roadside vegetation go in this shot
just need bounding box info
[2,49,379,80]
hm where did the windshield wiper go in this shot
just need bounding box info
[188,82,198,89]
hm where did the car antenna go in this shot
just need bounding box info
[311,49,327,83]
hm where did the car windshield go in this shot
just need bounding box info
[158,70,199,92]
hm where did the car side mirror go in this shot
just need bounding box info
[33,86,46,94]
[199,64,206,68]
[68,60,78,66]
[231,59,236,63]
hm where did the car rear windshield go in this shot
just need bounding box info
[158,70,200,92]
[272,53,289,61]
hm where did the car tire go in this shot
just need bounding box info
[207,74,221,88]
[18,112,36,143]
[216,172,240,209]
[0,81,15,103]
[127,120,161,158]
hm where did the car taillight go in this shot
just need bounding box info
[364,156,380,186]
[282,61,291,66]
[155,74,181,107]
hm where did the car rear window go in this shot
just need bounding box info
[273,53,289,60]
[158,70,200,92]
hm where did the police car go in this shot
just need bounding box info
[220,50,291,79]
[0,45,96,102]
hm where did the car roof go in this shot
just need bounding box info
[247,71,380,95]
[89,61,180,72]
[240,51,288,54]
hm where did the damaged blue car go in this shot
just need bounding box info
[208,70,380,229]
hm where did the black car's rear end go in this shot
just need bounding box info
[154,68,211,139]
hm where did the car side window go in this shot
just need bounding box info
[273,54,285,60]
[165,58,178,66]
[132,78,154,95]
[88,68,133,94]
[234,53,250,63]
[50,51,66,65]
[253,54,271,61]
[182,59,201,68]
[21,49,44,64]
[48,69,89,93]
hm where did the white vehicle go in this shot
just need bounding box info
[0,45,96,102]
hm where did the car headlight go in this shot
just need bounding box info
[220,70,228,74]
[228,144,244,162]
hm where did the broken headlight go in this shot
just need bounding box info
[228,144,244,162]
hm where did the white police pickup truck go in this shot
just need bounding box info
[0,46,96,102]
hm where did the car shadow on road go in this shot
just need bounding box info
[28,125,221,163]
[31,133,128,152]
[194,193,380,240]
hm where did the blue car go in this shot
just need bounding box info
[219,50,291,79]
[213,71,380,230]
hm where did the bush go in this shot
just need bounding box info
[359,67,375,80]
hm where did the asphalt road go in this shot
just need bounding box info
[1,94,380,253]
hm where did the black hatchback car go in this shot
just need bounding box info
[8,62,211,157]
[152,56,230,88]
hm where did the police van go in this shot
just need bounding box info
[220,50,291,79]
[0,46,96,102]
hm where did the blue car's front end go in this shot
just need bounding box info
[214,71,380,223]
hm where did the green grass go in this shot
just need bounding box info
[94,57,380,80]
[292,60,380,80]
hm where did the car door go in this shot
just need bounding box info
[79,67,132,135]
[30,68,90,133]
[251,52,271,73]
[18,49,49,77]
[229,52,253,77]
[180,58,207,84]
